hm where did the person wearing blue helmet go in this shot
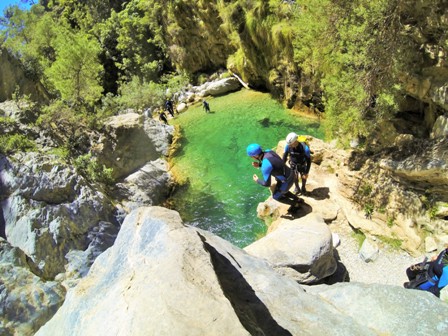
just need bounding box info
[247,143,302,212]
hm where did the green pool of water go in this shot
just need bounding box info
[170,89,324,247]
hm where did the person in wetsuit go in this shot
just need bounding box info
[165,99,175,117]
[247,143,302,212]
[404,247,448,297]
[203,100,210,113]
[159,111,168,124]
[282,132,311,194]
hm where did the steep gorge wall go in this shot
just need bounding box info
[0,48,49,103]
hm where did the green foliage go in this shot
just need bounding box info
[45,29,103,106]
[115,76,165,111]
[291,0,407,143]
[363,202,374,218]
[359,183,373,197]
[420,195,440,221]
[378,235,403,250]
[37,100,90,154]
[73,153,114,185]
[0,116,15,128]
[386,216,395,228]
[0,134,36,154]
[351,229,366,248]
[47,146,70,159]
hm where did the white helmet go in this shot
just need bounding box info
[286,132,298,145]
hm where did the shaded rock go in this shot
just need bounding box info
[114,159,172,210]
[0,48,50,103]
[0,238,65,336]
[245,213,337,284]
[431,115,448,139]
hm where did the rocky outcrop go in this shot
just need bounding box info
[173,76,242,111]
[255,135,447,255]
[36,206,448,336]
[195,77,241,97]
[114,159,171,211]
[245,214,337,284]
[0,48,49,103]
[93,113,174,180]
[0,153,120,280]
[0,238,66,336]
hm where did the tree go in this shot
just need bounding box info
[45,29,103,107]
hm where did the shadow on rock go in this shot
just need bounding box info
[317,249,350,285]
[307,187,330,200]
[281,202,312,220]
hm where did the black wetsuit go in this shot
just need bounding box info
[257,150,300,206]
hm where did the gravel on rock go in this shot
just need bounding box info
[329,220,424,287]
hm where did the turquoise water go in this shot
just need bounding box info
[170,89,324,247]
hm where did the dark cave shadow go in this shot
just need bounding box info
[198,233,292,336]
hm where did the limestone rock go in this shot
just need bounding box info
[306,282,448,335]
[199,77,241,97]
[431,115,448,139]
[359,238,380,263]
[36,207,448,336]
[0,239,65,336]
[245,213,337,284]
[114,159,172,210]
[0,48,49,103]
[0,153,120,279]
[94,113,174,180]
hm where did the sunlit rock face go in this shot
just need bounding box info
[0,48,49,103]
[36,206,448,336]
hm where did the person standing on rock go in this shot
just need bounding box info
[282,132,311,194]
[247,143,303,212]
[159,111,168,124]
[165,99,175,117]
[202,100,210,113]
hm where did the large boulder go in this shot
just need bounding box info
[245,213,337,284]
[114,159,172,211]
[36,207,448,336]
[196,77,241,97]
[93,113,174,180]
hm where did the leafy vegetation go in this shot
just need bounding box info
[0,0,445,150]
[0,133,36,154]
[73,153,114,185]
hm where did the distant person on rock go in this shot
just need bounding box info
[282,132,311,194]
[203,100,210,113]
[247,143,303,212]
[165,99,175,117]
[404,247,448,297]
[159,111,168,125]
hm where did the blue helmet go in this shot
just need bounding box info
[246,143,262,156]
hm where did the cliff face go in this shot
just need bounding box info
[0,48,49,103]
